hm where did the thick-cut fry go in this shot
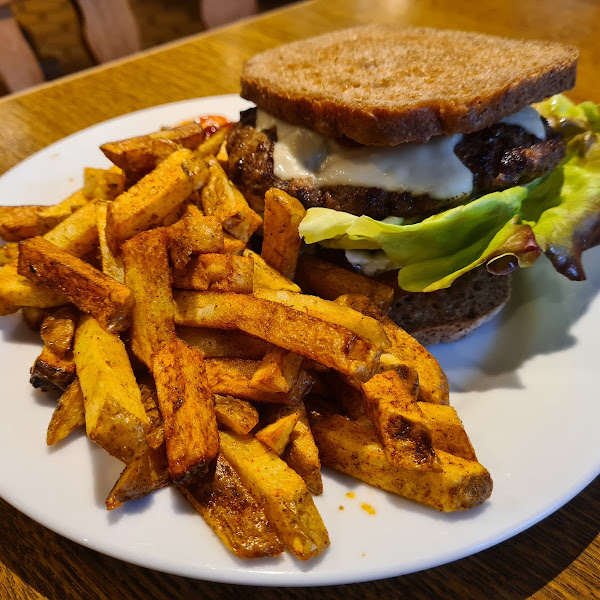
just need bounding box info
[295,255,394,312]
[30,345,76,392]
[18,237,133,332]
[153,339,219,483]
[74,315,149,463]
[37,189,89,233]
[311,413,492,511]
[83,167,125,201]
[46,378,86,445]
[121,228,175,367]
[196,127,230,160]
[418,402,478,461]
[172,253,254,293]
[255,411,300,456]
[205,358,314,405]
[166,206,224,269]
[0,243,19,265]
[139,383,165,449]
[0,205,46,241]
[213,394,259,435]
[40,305,77,357]
[174,290,381,380]
[177,326,273,359]
[223,233,246,255]
[243,249,301,292]
[43,200,100,257]
[21,306,51,330]
[261,188,306,279]
[106,148,208,252]
[200,158,262,243]
[249,347,304,393]
[361,370,440,471]
[179,454,284,559]
[96,202,124,283]
[335,294,449,405]
[105,444,171,510]
[219,430,329,560]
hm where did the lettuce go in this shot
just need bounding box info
[298,95,600,292]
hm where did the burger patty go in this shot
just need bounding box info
[226,109,566,220]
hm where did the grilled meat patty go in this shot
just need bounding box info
[226,108,566,220]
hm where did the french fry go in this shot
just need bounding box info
[223,233,246,255]
[43,200,100,257]
[295,255,394,312]
[195,127,230,160]
[121,228,175,368]
[83,167,125,201]
[219,430,330,560]
[361,370,440,471]
[255,411,300,456]
[106,148,209,252]
[39,305,77,357]
[139,383,165,449]
[46,378,86,445]
[243,249,301,292]
[18,238,133,332]
[153,339,219,483]
[74,315,149,463]
[30,345,76,392]
[178,453,284,559]
[200,158,262,243]
[213,394,259,435]
[21,306,52,330]
[311,413,492,511]
[0,243,19,265]
[96,202,124,283]
[37,189,89,233]
[172,253,254,293]
[165,206,224,270]
[177,326,273,359]
[174,290,382,381]
[205,358,314,405]
[0,205,46,241]
[261,188,306,279]
[249,347,304,393]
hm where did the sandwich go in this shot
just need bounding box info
[226,26,600,343]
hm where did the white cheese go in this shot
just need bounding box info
[345,249,395,276]
[500,106,546,140]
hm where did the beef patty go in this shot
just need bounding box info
[226,108,565,220]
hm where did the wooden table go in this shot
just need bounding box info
[0,0,598,597]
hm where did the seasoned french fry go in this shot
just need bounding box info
[83,167,125,200]
[177,326,273,359]
[174,290,381,381]
[243,249,301,292]
[96,202,124,283]
[153,339,219,483]
[195,126,231,160]
[213,394,259,435]
[21,306,52,330]
[0,243,19,266]
[139,383,165,449]
[43,200,100,257]
[121,228,175,368]
[37,189,89,233]
[40,305,77,357]
[255,411,300,456]
[249,347,304,393]
[205,358,314,405]
[46,378,86,445]
[74,315,149,463]
[106,148,209,252]
[295,255,394,312]
[178,454,284,559]
[219,430,329,560]
[172,253,254,293]
[0,205,46,241]
[30,345,76,392]
[311,413,492,512]
[223,233,246,255]
[105,444,171,510]
[18,238,133,332]
[261,188,306,279]
[361,370,440,471]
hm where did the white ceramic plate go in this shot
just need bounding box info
[0,95,598,586]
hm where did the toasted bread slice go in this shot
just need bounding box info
[241,25,577,145]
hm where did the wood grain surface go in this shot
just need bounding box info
[0,0,598,598]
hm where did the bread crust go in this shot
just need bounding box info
[241,26,578,146]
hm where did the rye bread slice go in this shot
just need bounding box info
[387,268,512,345]
[241,25,577,146]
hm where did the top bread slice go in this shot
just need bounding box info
[241,25,578,146]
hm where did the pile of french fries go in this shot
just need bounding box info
[0,116,492,561]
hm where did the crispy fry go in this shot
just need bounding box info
[172,253,254,293]
[83,167,125,201]
[153,339,219,483]
[219,430,329,560]
[223,233,246,255]
[46,378,86,445]
[255,411,300,456]
[74,315,149,463]
[40,305,77,357]
[178,454,284,559]
[121,228,175,367]
[139,383,165,449]
[37,189,89,233]
[295,255,394,312]
[213,394,259,435]
[30,345,76,392]
[106,148,209,252]
[174,290,381,380]
[96,202,124,282]
[0,243,19,265]
[0,205,46,241]
[43,200,100,257]
[311,413,492,511]
[243,249,301,292]
[249,347,304,393]
[195,127,230,160]
[177,326,273,359]
[261,188,306,279]
[21,306,52,330]
[18,237,133,332]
